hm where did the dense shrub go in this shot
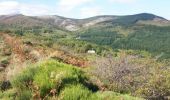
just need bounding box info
[135,67,170,99]
[1,59,142,100]
[59,84,141,100]
[95,91,143,100]
[12,66,38,89]
[59,84,94,100]
[17,90,32,100]
[11,60,97,99]
[0,89,17,99]
[92,53,170,99]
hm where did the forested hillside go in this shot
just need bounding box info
[79,24,170,59]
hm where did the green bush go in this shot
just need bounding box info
[33,60,90,97]
[95,91,143,100]
[0,89,17,100]
[59,84,94,100]
[12,60,95,99]
[16,90,32,100]
[12,66,38,89]
[0,59,143,100]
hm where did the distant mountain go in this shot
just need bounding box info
[0,13,170,59]
[110,13,167,24]
[0,13,169,31]
[75,13,170,59]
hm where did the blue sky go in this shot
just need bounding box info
[0,0,169,19]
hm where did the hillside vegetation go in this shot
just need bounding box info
[79,24,170,59]
[0,60,142,100]
[0,13,170,100]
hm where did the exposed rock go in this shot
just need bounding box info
[65,25,79,31]
[83,17,115,27]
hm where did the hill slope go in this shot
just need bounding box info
[0,13,170,59]
[0,13,169,31]
[0,13,170,100]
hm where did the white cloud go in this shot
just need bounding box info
[80,7,103,18]
[0,1,54,16]
[0,1,19,15]
[109,0,137,3]
[20,4,51,16]
[57,0,94,12]
[0,0,96,16]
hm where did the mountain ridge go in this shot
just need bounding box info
[0,13,169,31]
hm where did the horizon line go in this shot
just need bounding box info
[0,12,169,20]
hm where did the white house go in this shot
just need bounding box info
[87,50,96,54]
[76,36,81,40]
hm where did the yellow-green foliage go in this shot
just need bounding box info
[59,85,143,100]
[0,89,17,100]
[12,60,90,98]
[95,91,143,100]
[59,84,94,100]
[2,59,140,100]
